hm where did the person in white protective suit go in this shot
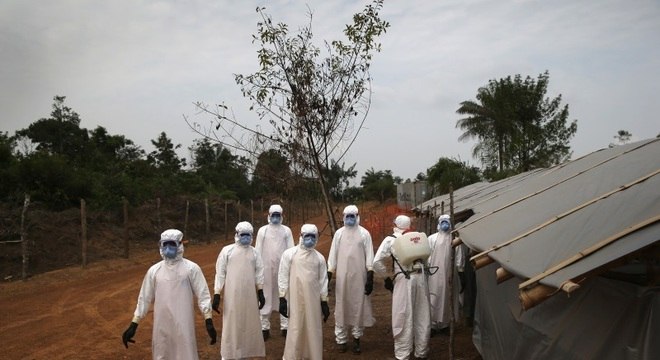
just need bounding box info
[327,205,376,354]
[255,204,294,340]
[213,221,266,359]
[373,215,431,360]
[122,229,217,359]
[278,224,330,360]
[428,214,464,336]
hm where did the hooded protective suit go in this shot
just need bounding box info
[373,216,431,360]
[255,204,294,332]
[214,222,266,359]
[428,215,463,330]
[278,224,329,360]
[327,205,375,347]
[129,229,213,360]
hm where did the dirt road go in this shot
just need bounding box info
[1,234,481,360]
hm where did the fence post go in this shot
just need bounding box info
[184,199,190,238]
[205,198,210,243]
[21,194,30,281]
[123,197,129,259]
[224,201,229,242]
[238,200,242,221]
[251,199,254,225]
[81,199,88,269]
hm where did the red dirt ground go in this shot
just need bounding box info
[1,208,482,360]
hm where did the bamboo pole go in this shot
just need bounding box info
[519,214,660,290]
[21,194,30,281]
[496,267,514,284]
[184,199,190,237]
[224,201,229,242]
[451,237,463,247]
[251,199,254,225]
[81,199,88,269]
[205,198,210,241]
[519,284,557,310]
[472,255,495,269]
[448,185,455,360]
[471,168,660,265]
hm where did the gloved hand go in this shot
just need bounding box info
[321,300,330,322]
[122,322,138,348]
[384,277,394,293]
[279,297,288,318]
[212,293,221,313]
[205,318,217,345]
[364,270,374,295]
[257,289,265,310]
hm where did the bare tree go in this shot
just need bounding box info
[188,1,389,233]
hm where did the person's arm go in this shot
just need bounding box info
[188,260,213,320]
[317,251,329,302]
[254,248,265,289]
[285,226,295,249]
[132,264,158,323]
[278,248,294,298]
[362,227,375,272]
[214,246,230,294]
[326,229,341,273]
[372,236,394,275]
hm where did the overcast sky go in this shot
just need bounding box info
[2,0,659,182]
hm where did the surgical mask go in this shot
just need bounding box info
[439,221,450,232]
[162,244,178,259]
[270,214,282,225]
[302,234,317,249]
[344,214,357,227]
[239,233,252,246]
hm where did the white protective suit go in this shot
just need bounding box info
[255,204,294,332]
[373,216,431,360]
[131,229,213,360]
[214,222,266,359]
[428,215,464,330]
[278,224,329,360]
[327,205,376,345]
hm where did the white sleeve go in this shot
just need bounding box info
[373,236,394,274]
[285,226,295,248]
[278,248,295,298]
[254,248,265,288]
[254,227,265,254]
[132,264,159,323]
[362,228,375,271]
[188,260,212,319]
[455,244,465,272]
[326,229,341,273]
[317,251,329,301]
[214,246,231,294]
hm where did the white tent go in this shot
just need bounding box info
[418,138,660,359]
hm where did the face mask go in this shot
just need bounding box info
[270,214,282,225]
[302,234,317,249]
[344,215,357,227]
[439,221,450,232]
[239,233,252,246]
[163,244,178,259]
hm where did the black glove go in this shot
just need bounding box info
[327,271,333,293]
[212,293,221,313]
[321,300,330,322]
[365,270,374,295]
[384,277,394,293]
[122,322,138,348]
[205,318,217,345]
[257,289,265,310]
[279,297,288,318]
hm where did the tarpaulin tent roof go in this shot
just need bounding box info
[418,137,660,307]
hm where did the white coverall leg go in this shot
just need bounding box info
[392,271,431,360]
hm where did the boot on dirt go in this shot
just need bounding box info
[337,342,347,353]
[262,330,270,340]
[352,337,361,354]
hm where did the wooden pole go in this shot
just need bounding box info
[184,199,190,237]
[21,194,30,281]
[224,201,229,242]
[448,185,455,360]
[81,199,88,269]
[123,197,129,259]
[205,197,210,241]
[251,199,254,225]
[156,197,161,230]
[238,200,242,221]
